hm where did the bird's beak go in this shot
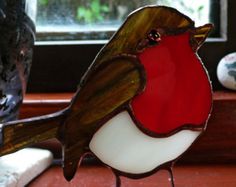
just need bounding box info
[191,24,214,51]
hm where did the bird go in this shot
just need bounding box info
[0,6,213,186]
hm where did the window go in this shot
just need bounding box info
[32,0,212,41]
[27,0,231,93]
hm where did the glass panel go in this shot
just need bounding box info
[34,0,211,41]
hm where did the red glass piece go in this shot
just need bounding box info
[131,32,212,134]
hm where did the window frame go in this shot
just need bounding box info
[28,0,232,93]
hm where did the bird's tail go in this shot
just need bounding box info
[0,109,67,156]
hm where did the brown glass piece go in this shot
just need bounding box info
[60,55,145,180]
[0,54,145,180]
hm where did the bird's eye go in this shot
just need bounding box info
[147,29,161,45]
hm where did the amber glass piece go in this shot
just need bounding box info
[0,111,65,156]
[61,55,145,180]
[69,55,145,124]
[191,24,213,51]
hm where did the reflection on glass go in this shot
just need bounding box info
[35,0,210,41]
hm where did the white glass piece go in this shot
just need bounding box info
[90,111,200,174]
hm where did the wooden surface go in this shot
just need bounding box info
[20,91,236,163]
[19,93,71,118]
[29,164,236,187]
[20,91,236,186]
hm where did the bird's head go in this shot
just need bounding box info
[96,6,213,64]
[128,6,213,52]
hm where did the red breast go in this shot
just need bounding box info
[131,32,212,134]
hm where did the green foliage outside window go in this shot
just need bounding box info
[37,0,206,25]
[77,0,109,23]
[36,0,209,41]
[36,0,160,25]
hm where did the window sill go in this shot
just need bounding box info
[18,91,236,185]
[21,91,236,163]
[21,91,236,117]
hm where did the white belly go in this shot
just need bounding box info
[89,111,200,174]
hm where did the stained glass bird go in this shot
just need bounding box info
[0,6,212,186]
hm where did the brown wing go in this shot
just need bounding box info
[60,55,146,180]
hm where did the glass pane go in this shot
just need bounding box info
[34,0,211,41]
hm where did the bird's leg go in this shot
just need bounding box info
[167,167,175,187]
[80,153,122,186]
[105,166,121,187]
[115,173,121,187]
